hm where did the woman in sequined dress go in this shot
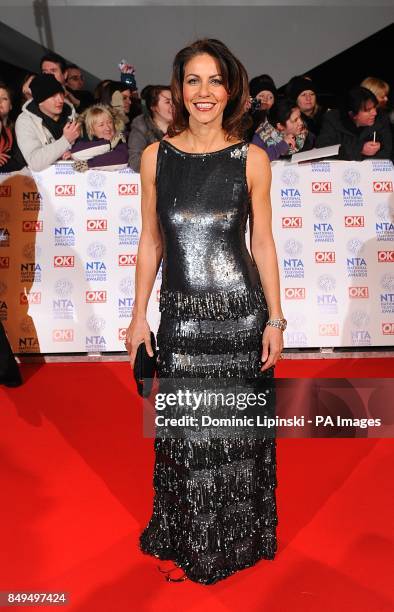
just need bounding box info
[126,39,285,585]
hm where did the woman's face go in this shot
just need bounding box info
[0,88,11,119]
[256,90,275,111]
[352,101,377,127]
[92,112,115,140]
[121,89,132,114]
[183,53,229,128]
[280,107,304,136]
[297,90,316,113]
[152,90,173,125]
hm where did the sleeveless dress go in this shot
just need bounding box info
[139,139,278,585]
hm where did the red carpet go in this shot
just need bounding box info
[0,359,393,611]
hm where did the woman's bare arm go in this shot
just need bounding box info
[125,142,162,366]
[246,144,284,370]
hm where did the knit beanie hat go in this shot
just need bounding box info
[287,76,317,102]
[31,74,64,104]
[249,75,277,99]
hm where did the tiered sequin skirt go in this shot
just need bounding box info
[140,292,278,585]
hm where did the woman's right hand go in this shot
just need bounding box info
[125,316,153,368]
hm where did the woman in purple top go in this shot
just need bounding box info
[71,103,128,171]
[252,98,315,161]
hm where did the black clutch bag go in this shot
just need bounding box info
[133,332,157,397]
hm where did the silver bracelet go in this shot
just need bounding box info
[266,318,287,331]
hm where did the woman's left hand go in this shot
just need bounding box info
[260,326,284,371]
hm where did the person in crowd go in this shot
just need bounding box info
[41,52,91,112]
[0,82,13,128]
[128,85,172,172]
[252,97,315,161]
[249,74,277,113]
[360,77,390,110]
[70,103,128,171]
[93,80,112,102]
[247,74,277,139]
[98,80,136,130]
[286,75,325,136]
[0,82,26,172]
[64,63,94,112]
[40,52,67,85]
[0,116,26,173]
[21,73,37,104]
[15,74,80,172]
[66,64,85,91]
[316,86,392,160]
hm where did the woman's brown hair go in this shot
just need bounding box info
[168,38,251,140]
[141,85,171,118]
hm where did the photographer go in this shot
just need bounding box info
[247,74,277,140]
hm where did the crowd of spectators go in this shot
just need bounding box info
[0,50,393,175]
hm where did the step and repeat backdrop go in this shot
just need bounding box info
[0,159,393,353]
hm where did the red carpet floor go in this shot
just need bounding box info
[0,358,393,612]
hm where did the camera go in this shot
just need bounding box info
[250,97,261,113]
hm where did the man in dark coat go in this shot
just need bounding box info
[316,86,392,160]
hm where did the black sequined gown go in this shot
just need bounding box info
[139,140,278,584]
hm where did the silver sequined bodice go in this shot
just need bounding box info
[156,140,261,298]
